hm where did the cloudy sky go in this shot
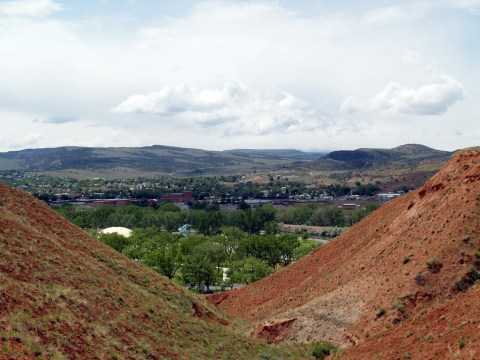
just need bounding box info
[0,0,478,152]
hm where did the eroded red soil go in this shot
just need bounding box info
[208,150,480,358]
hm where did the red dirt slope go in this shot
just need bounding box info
[0,184,257,359]
[208,150,480,358]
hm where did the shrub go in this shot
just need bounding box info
[393,299,405,313]
[403,255,411,264]
[458,338,466,349]
[312,342,337,360]
[0,197,3,206]
[426,258,442,273]
[414,273,426,286]
[453,267,480,292]
[376,307,386,319]
[453,280,469,293]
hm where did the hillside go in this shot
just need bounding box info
[0,184,311,359]
[208,150,480,358]
[224,149,324,160]
[0,145,305,178]
[0,144,449,179]
[311,144,452,170]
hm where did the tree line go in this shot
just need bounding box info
[56,202,380,235]
[98,227,317,292]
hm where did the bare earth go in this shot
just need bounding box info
[208,150,480,359]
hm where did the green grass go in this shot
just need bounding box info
[0,185,317,359]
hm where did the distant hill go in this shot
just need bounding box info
[312,144,452,170]
[0,143,452,178]
[224,149,325,160]
[208,150,480,358]
[0,184,311,358]
[0,145,305,178]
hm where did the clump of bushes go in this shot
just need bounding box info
[453,267,480,293]
[376,307,386,319]
[311,342,338,360]
[403,254,412,264]
[393,298,406,313]
[426,257,442,273]
[475,250,480,267]
[414,272,426,286]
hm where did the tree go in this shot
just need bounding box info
[227,257,272,285]
[182,253,216,292]
[98,232,131,252]
[220,227,246,258]
[159,202,181,212]
[195,241,227,274]
[194,211,224,236]
[144,244,182,279]
[301,230,309,240]
[277,234,300,266]
[264,220,279,235]
[89,205,116,228]
[310,206,345,226]
[237,201,251,211]
[122,228,183,279]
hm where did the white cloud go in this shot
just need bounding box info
[364,0,480,24]
[34,114,79,124]
[0,0,478,152]
[7,133,44,150]
[341,75,465,116]
[112,80,325,136]
[0,0,64,18]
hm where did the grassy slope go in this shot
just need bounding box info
[313,144,452,170]
[0,146,302,177]
[0,184,311,359]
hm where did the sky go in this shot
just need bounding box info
[0,0,479,152]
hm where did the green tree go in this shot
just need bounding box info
[277,234,300,266]
[264,220,279,235]
[144,244,182,279]
[194,211,224,236]
[195,241,227,274]
[182,253,216,291]
[220,227,246,258]
[98,232,131,252]
[227,257,272,285]
[159,202,181,212]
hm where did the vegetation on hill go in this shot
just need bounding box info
[54,202,379,289]
[208,150,480,358]
[57,202,379,235]
[0,143,451,178]
[98,227,312,291]
[313,144,452,170]
[0,183,317,359]
[0,145,306,177]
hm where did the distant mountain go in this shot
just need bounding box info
[312,144,452,170]
[224,149,325,160]
[0,145,305,177]
[0,143,452,178]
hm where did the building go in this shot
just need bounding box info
[160,191,193,203]
[91,199,131,207]
[99,227,133,237]
[339,203,362,210]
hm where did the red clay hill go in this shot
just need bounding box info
[0,183,295,359]
[208,149,480,359]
